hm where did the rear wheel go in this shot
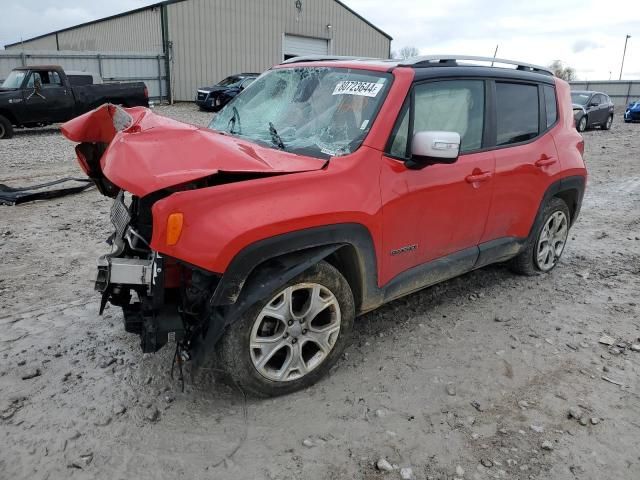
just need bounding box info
[215,261,355,397]
[510,197,570,276]
[0,115,14,139]
[602,114,613,130]
[576,115,587,132]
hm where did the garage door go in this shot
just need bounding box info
[283,34,329,60]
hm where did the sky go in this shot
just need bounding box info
[0,0,637,80]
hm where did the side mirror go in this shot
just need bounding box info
[405,131,461,170]
[588,101,598,107]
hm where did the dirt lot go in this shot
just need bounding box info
[1,105,639,480]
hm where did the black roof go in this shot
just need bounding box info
[279,55,556,84]
[4,0,391,49]
[412,66,555,84]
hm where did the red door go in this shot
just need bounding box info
[481,82,562,242]
[378,78,494,286]
[379,151,495,285]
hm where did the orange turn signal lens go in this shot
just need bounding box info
[166,213,184,246]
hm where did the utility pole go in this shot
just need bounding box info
[619,34,631,80]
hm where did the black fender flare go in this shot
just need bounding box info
[191,223,379,365]
[528,175,586,239]
[209,223,379,307]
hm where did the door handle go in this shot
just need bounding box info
[535,155,557,167]
[465,171,492,183]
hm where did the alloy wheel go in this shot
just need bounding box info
[249,283,341,382]
[535,211,569,271]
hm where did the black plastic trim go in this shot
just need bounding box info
[381,246,479,305]
[210,223,380,310]
[475,237,526,269]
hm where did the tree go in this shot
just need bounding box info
[397,46,420,60]
[548,60,577,81]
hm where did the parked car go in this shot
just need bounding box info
[195,73,259,111]
[571,90,614,132]
[62,55,586,397]
[624,99,640,123]
[0,65,149,139]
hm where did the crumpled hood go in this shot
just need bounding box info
[61,104,325,197]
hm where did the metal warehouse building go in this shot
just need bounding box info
[4,0,392,102]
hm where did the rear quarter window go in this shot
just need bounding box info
[496,82,539,146]
[543,85,558,128]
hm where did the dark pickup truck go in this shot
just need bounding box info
[0,65,149,139]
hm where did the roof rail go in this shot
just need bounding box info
[398,55,554,76]
[280,55,379,65]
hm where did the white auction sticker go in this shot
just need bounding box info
[332,81,383,97]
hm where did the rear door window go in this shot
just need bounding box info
[495,82,539,146]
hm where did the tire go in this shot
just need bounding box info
[215,260,355,397]
[0,115,14,139]
[510,197,570,276]
[576,115,587,132]
[602,114,613,130]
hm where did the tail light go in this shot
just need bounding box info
[75,145,91,174]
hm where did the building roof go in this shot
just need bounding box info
[4,0,392,49]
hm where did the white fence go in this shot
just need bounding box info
[0,50,168,102]
[569,81,640,106]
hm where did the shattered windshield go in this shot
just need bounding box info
[209,67,392,158]
[1,70,27,89]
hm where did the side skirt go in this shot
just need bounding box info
[360,237,525,314]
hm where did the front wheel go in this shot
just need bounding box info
[576,115,588,132]
[510,197,570,276]
[215,261,355,397]
[602,114,613,130]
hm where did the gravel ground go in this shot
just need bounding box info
[1,104,639,480]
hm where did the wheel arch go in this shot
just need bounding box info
[209,223,379,312]
[191,224,379,366]
[530,176,586,237]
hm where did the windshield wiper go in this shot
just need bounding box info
[228,106,241,134]
[268,122,285,150]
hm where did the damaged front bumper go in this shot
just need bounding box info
[95,190,220,357]
[96,249,186,354]
[96,191,187,353]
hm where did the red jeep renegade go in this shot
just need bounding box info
[62,55,586,397]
